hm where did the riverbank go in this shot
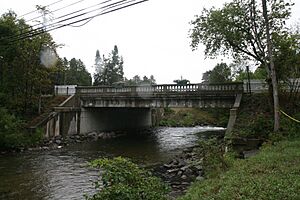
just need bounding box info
[178,93,300,199]
[159,108,229,127]
[0,130,126,154]
[150,130,225,198]
[179,137,300,199]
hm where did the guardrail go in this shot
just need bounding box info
[76,82,243,95]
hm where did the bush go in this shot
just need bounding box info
[0,107,43,150]
[86,157,169,200]
[197,138,230,178]
[280,112,300,138]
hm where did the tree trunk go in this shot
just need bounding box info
[262,0,280,132]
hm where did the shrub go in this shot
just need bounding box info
[280,112,300,138]
[86,157,169,200]
[0,107,43,150]
[197,138,230,178]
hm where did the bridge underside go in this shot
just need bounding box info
[80,107,152,133]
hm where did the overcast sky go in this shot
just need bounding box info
[1,0,300,84]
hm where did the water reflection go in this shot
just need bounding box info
[0,126,224,200]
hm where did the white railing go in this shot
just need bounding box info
[76,83,243,95]
[54,85,77,95]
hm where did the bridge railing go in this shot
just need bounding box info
[76,82,243,96]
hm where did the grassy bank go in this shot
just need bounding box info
[179,93,300,199]
[159,108,229,127]
[179,137,300,200]
[229,93,300,140]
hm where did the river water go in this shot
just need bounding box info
[0,127,224,200]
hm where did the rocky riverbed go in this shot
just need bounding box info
[151,145,205,198]
[25,131,123,151]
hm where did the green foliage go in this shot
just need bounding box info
[273,31,300,103]
[279,112,300,138]
[94,45,124,86]
[235,67,267,81]
[197,138,229,178]
[125,74,156,86]
[202,63,233,83]
[231,94,273,139]
[180,138,300,200]
[86,157,169,200]
[190,0,293,76]
[0,11,58,115]
[64,58,92,86]
[159,108,229,127]
[0,107,43,150]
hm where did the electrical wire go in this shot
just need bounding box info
[2,0,149,45]
[2,0,125,42]
[26,0,86,24]
[68,0,136,27]
[18,0,64,18]
[5,0,110,40]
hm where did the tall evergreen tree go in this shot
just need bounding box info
[95,50,102,71]
[65,58,92,86]
[93,45,124,86]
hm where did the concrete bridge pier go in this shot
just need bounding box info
[80,107,154,133]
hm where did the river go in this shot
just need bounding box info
[0,126,224,200]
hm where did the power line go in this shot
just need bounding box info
[18,0,65,18]
[28,0,113,30]
[25,0,86,24]
[3,0,149,45]
[2,0,118,42]
[68,0,136,27]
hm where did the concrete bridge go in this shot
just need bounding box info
[32,83,243,137]
[77,83,243,108]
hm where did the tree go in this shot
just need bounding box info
[125,75,156,86]
[0,11,57,115]
[189,0,294,131]
[262,0,280,131]
[202,63,233,83]
[65,58,92,86]
[149,75,156,85]
[131,75,141,85]
[93,45,124,86]
[93,50,103,84]
[273,29,300,104]
[235,67,267,81]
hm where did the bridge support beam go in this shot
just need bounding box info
[225,93,243,136]
[80,107,152,133]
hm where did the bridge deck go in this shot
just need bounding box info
[76,83,244,97]
[76,83,243,108]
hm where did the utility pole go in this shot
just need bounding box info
[246,66,251,94]
[0,56,3,87]
[262,0,280,131]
